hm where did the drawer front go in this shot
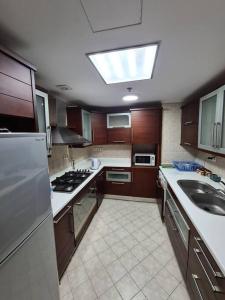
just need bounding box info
[106,171,131,182]
[107,128,131,144]
[105,181,131,196]
[0,94,34,118]
[0,72,33,102]
[0,51,31,85]
[190,234,225,298]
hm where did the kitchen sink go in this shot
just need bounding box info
[177,180,225,216]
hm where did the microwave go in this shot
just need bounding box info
[134,153,156,166]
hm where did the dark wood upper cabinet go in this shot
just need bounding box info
[91,112,107,145]
[67,107,92,142]
[107,128,131,144]
[181,100,199,148]
[131,108,162,144]
[0,45,37,130]
[131,167,158,198]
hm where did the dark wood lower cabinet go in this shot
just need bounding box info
[105,181,131,196]
[164,183,225,300]
[96,170,105,207]
[53,205,76,279]
[156,176,164,221]
[131,167,158,198]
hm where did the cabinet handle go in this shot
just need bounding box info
[212,123,217,147]
[192,274,204,300]
[216,122,222,148]
[92,130,95,142]
[167,211,177,231]
[184,121,193,125]
[193,248,223,293]
[69,212,74,234]
[184,142,191,146]
[194,237,224,279]
[111,168,125,171]
[112,141,125,143]
[74,202,82,206]
[54,206,71,224]
[111,182,125,185]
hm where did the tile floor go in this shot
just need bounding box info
[59,199,191,300]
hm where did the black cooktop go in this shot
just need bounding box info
[51,170,92,193]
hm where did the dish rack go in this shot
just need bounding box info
[173,161,202,171]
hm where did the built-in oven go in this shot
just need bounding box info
[106,170,131,183]
[166,188,190,250]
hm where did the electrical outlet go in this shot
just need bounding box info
[207,156,216,162]
[63,154,69,160]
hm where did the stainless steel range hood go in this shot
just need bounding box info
[51,99,91,147]
[51,127,91,146]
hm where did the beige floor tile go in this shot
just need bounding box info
[165,258,183,282]
[67,265,89,289]
[116,273,140,300]
[131,244,150,261]
[142,278,168,300]
[168,282,191,300]
[71,279,97,300]
[111,240,129,257]
[130,263,152,289]
[99,247,118,266]
[154,268,180,295]
[106,259,127,283]
[141,254,163,278]
[98,286,122,300]
[131,291,147,300]
[119,251,140,272]
[152,246,173,266]
[90,268,113,297]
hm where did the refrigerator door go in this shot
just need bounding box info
[0,134,51,263]
[0,215,59,300]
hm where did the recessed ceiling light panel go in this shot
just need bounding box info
[87,43,159,84]
[122,94,138,101]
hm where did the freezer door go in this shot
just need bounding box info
[0,215,59,300]
[0,134,51,263]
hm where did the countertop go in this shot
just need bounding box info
[50,158,131,217]
[160,166,225,275]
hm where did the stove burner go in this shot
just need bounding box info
[51,169,92,193]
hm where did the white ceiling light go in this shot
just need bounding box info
[122,87,138,101]
[87,43,159,84]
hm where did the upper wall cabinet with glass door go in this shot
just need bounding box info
[107,113,131,128]
[198,85,225,154]
[35,89,51,155]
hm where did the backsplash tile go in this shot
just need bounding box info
[195,151,225,178]
[48,146,70,176]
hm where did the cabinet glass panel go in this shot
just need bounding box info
[82,110,92,142]
[107,113,131,128]
[106,171,131,182]
[36,95,47,133]
[221,92,225,149]
[200,95,217,146]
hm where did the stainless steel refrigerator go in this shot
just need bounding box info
[0,133,59,300]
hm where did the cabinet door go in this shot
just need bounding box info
[131,167,157,198]
[96,170,105,207]
[107,113,131,128]
[54,205,75,279]
[198,91,218,151]
[91,113,107,145]
[107,128,131,144]
[181,100,199,148]
[131,109,161,144]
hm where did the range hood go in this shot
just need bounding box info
[51,127,91,146]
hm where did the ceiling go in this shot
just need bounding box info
[1,0,225,107]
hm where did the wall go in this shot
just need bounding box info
[48,144,131,175]
[161,103,196,164]
[195,151,225,178]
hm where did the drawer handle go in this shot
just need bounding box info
[167,212,177,232]
[192,274,204,300]
[194,237,224,279]
[111,168,125,171]
[54,206,71,224]
[184,142,191,146]
[74,202,82,206]
[184,121,193,125]
[193,248,223,293]
[112,182,125,185]
[112,141,125,143]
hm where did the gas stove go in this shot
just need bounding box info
[51,169,92,193]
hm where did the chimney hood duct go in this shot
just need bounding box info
[51,127,91,146]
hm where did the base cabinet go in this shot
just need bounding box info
[131,167,158,198]
[53,205,76,279]
[96,170,105,207]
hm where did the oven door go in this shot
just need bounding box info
[106,171,131,182]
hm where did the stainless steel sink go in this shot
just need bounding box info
[177,180,225,216]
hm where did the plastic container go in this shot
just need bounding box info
[173,161,202,172]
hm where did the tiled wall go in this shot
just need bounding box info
[161,103,196,164]
[195,151,225,178]
[48,144,131,175]
[48,146,70,176]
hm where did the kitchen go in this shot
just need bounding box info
[1,1,225,300]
